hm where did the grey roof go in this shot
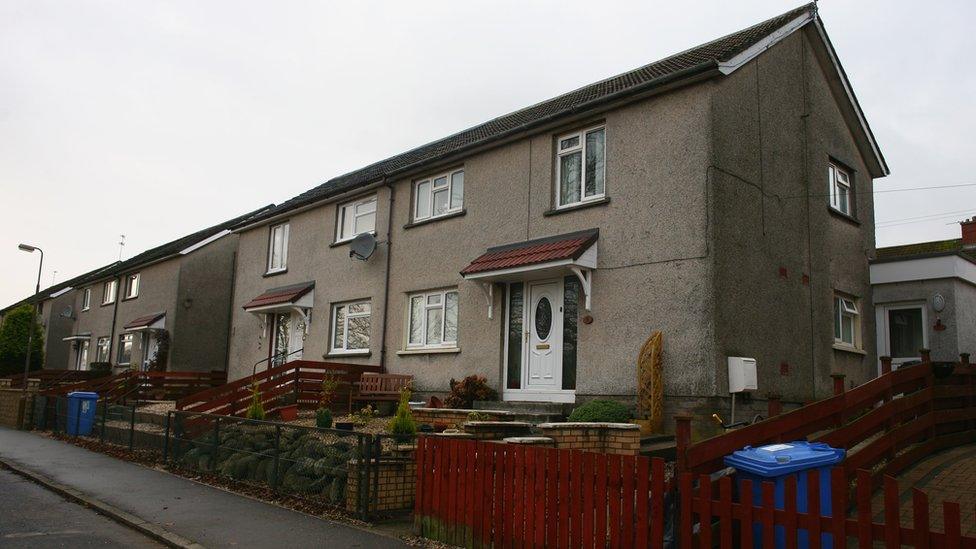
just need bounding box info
[873,238,976,265]
[2,205,275,313]
[240,3,816,228]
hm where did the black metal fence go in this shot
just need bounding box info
[164,410,410,520]
[34,395,165,452]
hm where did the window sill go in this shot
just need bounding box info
[81,308,90,313]
[122,296,138,302]
[324,351,371,358]
[832,343,866,355]
[263,269,288,278]
[397,347,461,356]
[827,206,861,226]
[544,196,610,216]
[100,302,115,308]
[330,231,378,248]
[403,209,466,229]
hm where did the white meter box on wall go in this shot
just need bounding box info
[727,357,758,393]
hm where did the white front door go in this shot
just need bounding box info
[526,280,562,390]
[141,333,159,371]
[270,312,305,366]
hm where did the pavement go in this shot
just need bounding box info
[0,427,408,548]
[0,468,163,548]
[870,442,976,537]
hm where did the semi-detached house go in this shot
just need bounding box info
[226,3,888,428]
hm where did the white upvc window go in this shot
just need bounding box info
[124,273,140,299]
[336,195,377,243]
[556,125,606,208]
[117,333,133,365]
[407,289,459,349]
[95,337,110,363]
[267,223,289,273]
[102,280,117,305]
[330,300,371,354]
[828,162,852,216]
[834,294,861,348]
[81,288,91,311]
[414,169,464,221]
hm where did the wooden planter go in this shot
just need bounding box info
[277,404,298,422]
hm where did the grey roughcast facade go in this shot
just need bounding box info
[870,218,976,369]
[6,207,271,374]
[225,3,887,428]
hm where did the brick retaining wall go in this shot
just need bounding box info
[346,456,417,513]
[0,379,39,429]
[538,422,640,455]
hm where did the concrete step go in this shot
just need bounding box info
[640,434,676,461]
[473,400,571,417]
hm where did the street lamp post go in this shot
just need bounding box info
[17,243,43,429]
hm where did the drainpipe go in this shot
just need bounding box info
[379,178,394,370]
[108,275,122,370]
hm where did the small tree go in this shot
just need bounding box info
[388,386,417,439]
[0,304,44,377]
[246,382,265,420]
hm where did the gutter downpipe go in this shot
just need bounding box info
[108,275,122,371]
[379,178,394,370]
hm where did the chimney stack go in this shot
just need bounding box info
[962,217,976,246]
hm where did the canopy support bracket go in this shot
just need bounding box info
[480,283,494,320]
[570,267,592,311]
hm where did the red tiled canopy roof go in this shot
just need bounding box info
[243,282,315,310]
[461,229,598,276]
[123,312,165,330]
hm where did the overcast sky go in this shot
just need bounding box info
[2,0,974,307]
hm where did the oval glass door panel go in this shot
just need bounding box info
[535,297,552,340]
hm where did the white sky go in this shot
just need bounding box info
[1,0,974,306]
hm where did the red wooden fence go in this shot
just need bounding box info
[41,370,227,402]
[414,437,669,548]
[3,369,101,390]
[682,467,976,548]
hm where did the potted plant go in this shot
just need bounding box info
[276,392,298,422]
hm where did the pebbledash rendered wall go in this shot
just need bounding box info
[227,26,881,434]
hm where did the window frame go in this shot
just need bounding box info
[123,273,140,300]
[95,337,110,363]
[266,222,290,274]
[335,195,378,244]
[406,288,459,350]
[833,293,861,349]
[828,162,854,216]
[101,280,117,305]
[117,333,133,365]
[555,124,606,209]
[329,299,372,355]
[413,169,464,222]
[81,288,91,311]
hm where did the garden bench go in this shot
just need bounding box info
[349,373,413,412]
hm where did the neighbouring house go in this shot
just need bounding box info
[870,218,976,369]
[222,2,887,430]
[4,207,271,374]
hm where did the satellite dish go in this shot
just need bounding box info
[59,306,74,319]
[349,233,376,261]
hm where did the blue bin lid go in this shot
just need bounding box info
[67,391,99,399]
[724,441,844,476]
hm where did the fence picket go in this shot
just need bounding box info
[784,475,798,549]
[535,447,547,548]
[680,473,693,548]
[830,467,846,546]
[698,474,712,549]
[856,469,872,549]
[570,450,583,548]
[807,469,822,549]
[913,489,930,549]
[524,448,536,547]
[944,501,962,549]
[544,448,557,548]
[719,476,733,549]
[595,454,608,549]
[558,449,571,548]
[884,475,900,549]
[582,452,596,549]
[620,455,635,548]
[762,481,776,548]
[503,444,515,548]
[492,444,504,548]
[637,457,651,549]
[740,479,755,548]
[608,454,621,549]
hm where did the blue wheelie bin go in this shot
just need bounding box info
[725,441,845,549]
[66,391,99,436]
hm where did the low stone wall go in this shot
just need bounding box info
[538,422,640,455]
[462,421,533,440]
[0,379,39,429]
[346,456,416,513]
[412,408,510,427]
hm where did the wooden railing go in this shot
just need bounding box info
[3,369,102,390]
[175,360,382,418]
[40,370,227,403]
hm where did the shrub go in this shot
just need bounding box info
[388,387,417,437]
[466,411,490,422]
[246,382,265,420]
[319,374,340,409]
[89,362,111,376]
[352,404,375,427]
[0,304,44,376]
[567,399,633,423]
[444,375,498,409]
[315,408,333,429]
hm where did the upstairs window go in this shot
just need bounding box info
[124,273,140,299]
[331,300,371,354]
[415,169,464,221]
[407,289,459,349]
[557,126,605,208]
[267,223,289,274]
[336,195,377,243]
[828,162,853,216]
[834,294,860,348]
[81,288,91,311]
[102,280,117,305]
